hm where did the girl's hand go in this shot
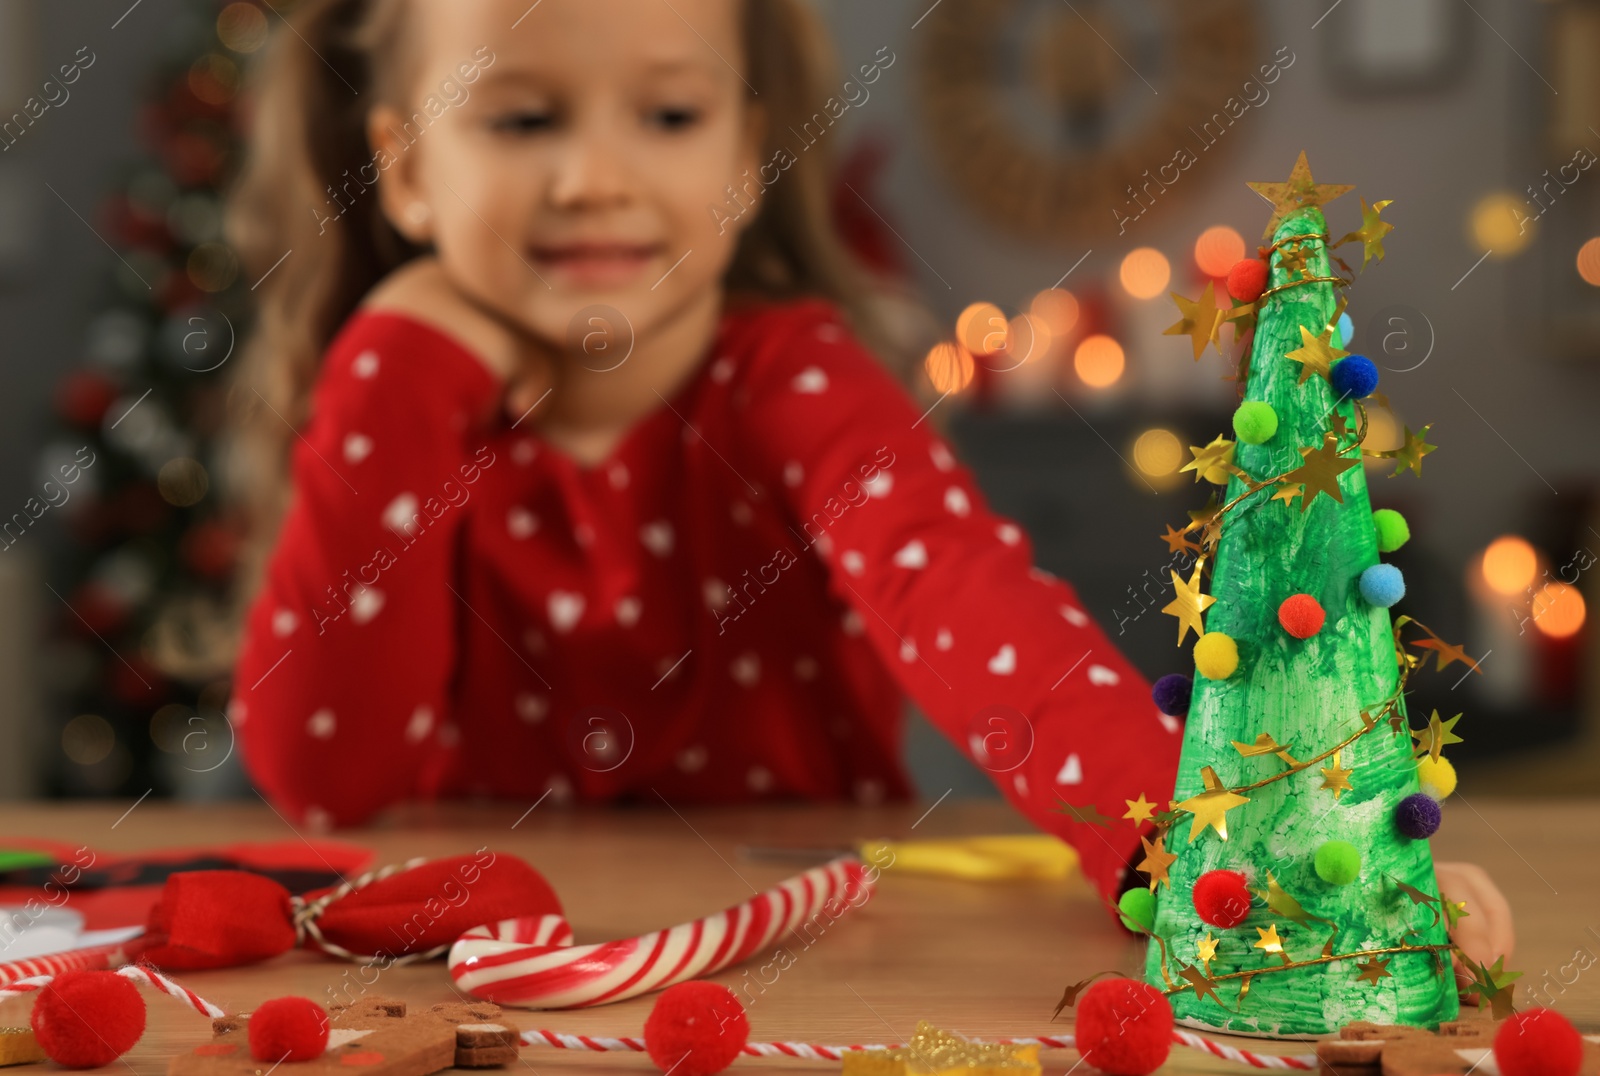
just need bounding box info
[364,257,555,419]
[1437,860,1514,1002]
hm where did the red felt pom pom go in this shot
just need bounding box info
[644,982,750,1076]
[1227,258,1269,303]
[31,970,147,1069]
[1494,1008,1584,1076]
[1074,979,1172,1076]
[249,996,330,1063]
[1193,870,1252,929]
[1277,594,1325,639]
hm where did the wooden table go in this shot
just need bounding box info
[1,797,1592,1075]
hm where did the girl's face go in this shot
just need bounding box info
[371,0,761,350]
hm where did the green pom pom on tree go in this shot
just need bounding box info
[1119,887,1157,933]
[1373,508,1411,552]
[1314,840,1362,885]
[1232,401,1279,445]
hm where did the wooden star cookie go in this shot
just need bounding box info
[169,996,521,1076]
[1316,1017,1600,1076]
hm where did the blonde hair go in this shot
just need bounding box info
[203,0,888,670]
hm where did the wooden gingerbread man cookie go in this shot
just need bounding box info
[1317,1017,1600,1076]
[169,997,521,1076]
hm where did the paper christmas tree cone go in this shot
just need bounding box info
[1140,173,1460,1037]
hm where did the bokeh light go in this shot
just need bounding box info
[1576,237,1600,287]
[1194,226,1245,278]
[62,714,115,766]
[1119,248,1171,300]
[994,313,1052,370]
[217,2,270,52]
[1132,428,1184,477]
[925,342,975,395]
[1470,192,1534,256]
[956,302,1008,356]
[188,53,239,106]
[158,457,210,507]
[1531,581,1586,639]
[1481,535,1538,596]
[187,243,238,292]
[1074,334,1125,387]
[1029,288,1080,337]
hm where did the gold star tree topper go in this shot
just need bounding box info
[1246,151,1354,240]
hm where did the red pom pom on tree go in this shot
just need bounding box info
[1227,258,1269,303]
[1277,593,1326,639]
[1073,979,1172,1076]
[644,982,750,1076]
[1192,870,1252,928]
[30,971,147,1069]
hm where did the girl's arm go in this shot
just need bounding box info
[730,302,1182,906]
[230,290,508,829]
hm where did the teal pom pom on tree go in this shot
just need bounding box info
[1074,152,1519,1038]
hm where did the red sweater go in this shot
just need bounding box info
[231,297,1181,904]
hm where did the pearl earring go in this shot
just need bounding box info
[406,203,431,226]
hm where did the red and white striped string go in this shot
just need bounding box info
[0,964,1318,1070]
[516,1027,1320,1069]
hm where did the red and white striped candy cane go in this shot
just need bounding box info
[0,936,151,987]
[515,1029,1320,1069]
[449,856,871,1009]
[0,965,225,1018]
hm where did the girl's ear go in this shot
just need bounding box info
[368,105,433,244]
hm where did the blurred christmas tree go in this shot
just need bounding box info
[40,1,285,798]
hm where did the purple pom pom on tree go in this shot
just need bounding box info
[1152,674,1193,717]
[1395,792,1442,839]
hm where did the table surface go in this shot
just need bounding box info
[1,797,1593,1075]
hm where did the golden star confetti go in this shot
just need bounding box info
[1162,563,1215,645]
[1285,324,1348,385]
[1179,963,1221,1004]
[1319,749,1353,798]
[1175,766,1250,842]
[1354,956,1393,985]
[1231,732,1298,765]
[1372,423,1437,478]
[1277,240,1313,279]
[1123,794,1157,825]
[1196,932,1219,975]
[1246,151,1354,240]
[1137,832,1177,890]
[1160,524,1200,556]
[1165,279,1225,360]
[1336,198,1395,270]
[843,1021,1041,1076]
[1284,433,1359,511]
[1253,923,1287,959]
[1180,435,1237,485]
[1412,636,1478,674]
[1270,481,1303,506]
[1413,710,1464,761]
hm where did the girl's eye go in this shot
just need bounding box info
[650,106,701,131]
[491,111,555,134]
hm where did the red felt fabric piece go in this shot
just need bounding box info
[141,851,561,969]
[0,838,374,931]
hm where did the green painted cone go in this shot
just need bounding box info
[1143,203,1457,1037]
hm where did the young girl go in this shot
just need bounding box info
[224,0,1511,957]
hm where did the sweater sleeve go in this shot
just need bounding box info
[728,304,1183,906]
[230,311,502,829]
